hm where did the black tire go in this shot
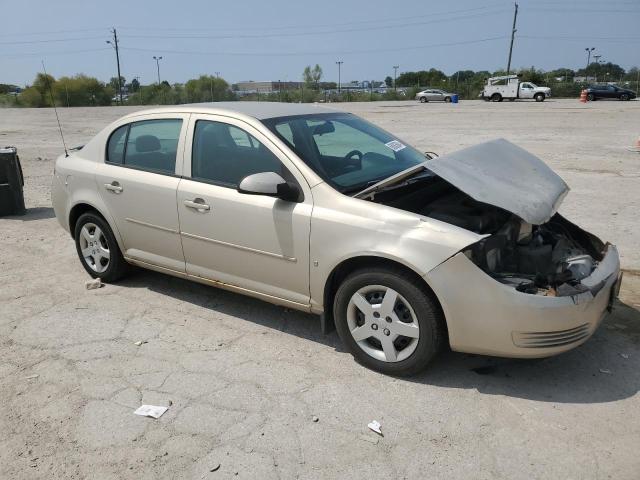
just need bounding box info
[444,96,451,103]
[620,94,629,101]
[419,96,427,103]
[333,267,445,376]
[587,93,596,101]
[491,93,502,102]
[74,212,129,282]
[534,93,545,102]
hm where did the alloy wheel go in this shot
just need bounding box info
[79,222,110,273]
[346,285,420,362]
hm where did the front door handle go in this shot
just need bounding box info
[184,198,211,212]
[104,181,123,193]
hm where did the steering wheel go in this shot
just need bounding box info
[344,150,363,161]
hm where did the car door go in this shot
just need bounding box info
[429,90,444,101]
[177,115,312,306]
[95,114,189,272]
[519,82,534,98]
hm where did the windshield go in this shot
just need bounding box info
[262,113,427,192]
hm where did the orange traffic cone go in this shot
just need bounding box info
[629,136,640,152]
[579,90,587,103]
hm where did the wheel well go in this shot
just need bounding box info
[320,256,445,334]
[68,203,103,236]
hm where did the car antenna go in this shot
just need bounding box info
[41,60,68,157]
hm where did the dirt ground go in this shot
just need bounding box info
[1,99,639,479]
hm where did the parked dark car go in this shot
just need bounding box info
[585,84,636,101]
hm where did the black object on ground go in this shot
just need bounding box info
[0,146,26,216]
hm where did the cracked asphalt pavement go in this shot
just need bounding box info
[1,100,639,479]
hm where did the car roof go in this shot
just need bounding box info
[121,101,342,121]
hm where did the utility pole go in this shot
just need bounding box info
[506,2,518,75]
[215,71,220,78]
[153,56,163,84]
[106,28,123,105]
[393,65,399,92]
[336,61,343,94]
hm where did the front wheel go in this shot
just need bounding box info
[444,96,451,103]
[419,97,427,103]
[587,93,596,101]
[74,212,129,282]
[333,268,445,376]
[534,93,545,102]
[620,94,629,101]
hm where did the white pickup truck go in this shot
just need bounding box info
[480,75,551,102]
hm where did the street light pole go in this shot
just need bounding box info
[153,56,163,84]
[393,65,399,92]
[585,47,595,70]
[336,61,343,94]
[106,28,123,105]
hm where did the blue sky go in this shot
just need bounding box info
[1,0,638,86]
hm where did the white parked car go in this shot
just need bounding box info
[52,102,621,375]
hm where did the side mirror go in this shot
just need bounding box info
[237,172,301,202]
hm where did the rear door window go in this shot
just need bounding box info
[122,119,182,174]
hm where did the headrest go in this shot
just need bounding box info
[135,135,161,153]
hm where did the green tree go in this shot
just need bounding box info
[384,76,393,87]
[303,64,323,89]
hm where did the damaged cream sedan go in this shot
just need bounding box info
[52,103,622,375]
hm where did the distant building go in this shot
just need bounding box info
[574,76,596,83]
[233,81,303,95]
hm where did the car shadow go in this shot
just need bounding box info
[1,206,55,221]
[118,268,639,404]
[118,268,344,351]
[407,300,640,404]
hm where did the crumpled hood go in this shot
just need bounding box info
[425,139,569,225]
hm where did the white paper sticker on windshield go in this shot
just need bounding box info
[385,140,406,152]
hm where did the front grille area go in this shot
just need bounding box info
[512,323,591,348]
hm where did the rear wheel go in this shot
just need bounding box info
[333,267,445,376]
[419,96,427,103]
[74,212,128,282]
[491,93,502,102]
[534,93,545,102]
[587,93,596,101]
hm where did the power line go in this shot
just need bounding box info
[0,35,106,45]
[0,47,111,59]
[114,3,507,33]
[119,9,510,41]
[118,36,509,58]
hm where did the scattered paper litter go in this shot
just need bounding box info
[368,420,383,436]
[85,278,103,290]
[134,405,168,419]
[620,353,630,359]
[599,368,612,375]
[134,340,148,346]
[24,374,39,380]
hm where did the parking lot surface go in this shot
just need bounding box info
[1,99,639,479]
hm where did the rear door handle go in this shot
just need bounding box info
[104,181,123,193]
[184,198,211,211]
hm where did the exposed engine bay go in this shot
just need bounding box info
[371,176,606,297]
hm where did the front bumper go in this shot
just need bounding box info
[425,244,620,358]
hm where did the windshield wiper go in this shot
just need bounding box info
[352,161,431,199]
